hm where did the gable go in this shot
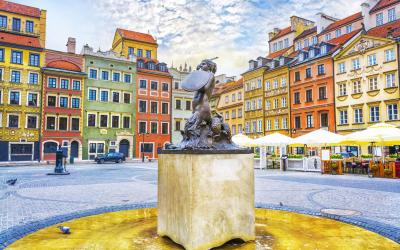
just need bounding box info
[111,31,122,50]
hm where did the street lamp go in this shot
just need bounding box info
[141,132,149,162]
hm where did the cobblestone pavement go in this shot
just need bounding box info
[0,162,399,247]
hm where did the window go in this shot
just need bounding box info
[112,72,120,82]
[325,33,331,41]
[388,104,398,120]
[376,12,384,26]
[284,38,289,48]
[295,71,300,81]
[48,77,56,88]
[149,122,158,134]
[266,120,271,131]
[26,115,37,129]
[281,77,287,87]
[48,96,56,107]
[124,74,131,83]
[185,100,191,110]
[238,108,242,118]
[162,82,169,91]
[123,116,130,129]
[321,45,327,54]
[176,99,181,109]
[225,112,229,120]
[137,60,144,68]
[306,89,313,102]
[89,69,97,79]
[367,54,377,66]
[338,62,346,73]
[295,116,301,129]
[309,49,315,58]
[304,38,309,47]
[0,15,6,28]
[46,116,56,130]
[232,125,236,135]
[174,81,179,89]
[28,93,38,106]
[175,120,181,131]
[101,70,109,80]
[162,102,169,114]
[8,114,19,128]
[273,98,279,109]
[370,106,380,122]
[88,89,97,101]
[245,122,250,133]
[60,79,69,89]
[151,81,158,90]
[9,91,20,105]
[385,49,395,62]
[29,72,38,84]
[317,64,325,75]
[100,90,109,102]
[295,42,301,51]
[148,62,155,70]
[266,100,271,110]
[265,81,270,90]
[369,77,378,91]
[140,79,147,89]
[72,98,80,108]
[320,113,328,128]
[335,29,341,37]
[59,97,68,108]
[139,121,147,133]
[339,83,347,96]
[282,96,287,107]
[128,47,134,55]
[252,121,257,133]
[123,93,131,104]
[232,109,236,119]
[88,114,96,127]
[112,116,119,128]
[137,49,143,57]
[112,92,120,103]
[306,114,313,128]
[312,36,318,45]
[29,53,40,66]
[11,50,22,64]
[339,110,348,125]
[273,43,277,52]
[100,114,108,127]
[353,80,361,94]
[71,118,79,131]
[238,92,242,100]
[10,70,20,83]
[146,50,151,58]
[388,8,396,22]
[151,101,158,114]
[294,92,300,104]
[274,119,279,130]
[12,18,21,31]
[354,108,363,123]
[59,117,68,130]
[273,79,279,88]
[139,100,147,112]
[162,123,169,134]
[386,73,396,87]
[282,118,288,129]
[73,80,80,90]
[346,25,352,33]
[352,58,360,70]
[318,86,327,100]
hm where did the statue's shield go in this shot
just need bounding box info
[182,70,214,91]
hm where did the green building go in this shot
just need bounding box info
[81,45,136,160]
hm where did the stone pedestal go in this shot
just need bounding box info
[157,150,255,250]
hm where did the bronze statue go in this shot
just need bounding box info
[166,59,239,150]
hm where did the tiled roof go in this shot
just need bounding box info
[320,12,362,35]
[0,0,41,18]
[269,26,293,42]
[370,0,400,14]
[326,29,361,51]
[46,60,81,72]
[294,27,317,41]
[266,46,291,59]
[0,31,41,48]
[117,28,157,45]
[220,79,243,94]
[367,19,400,38]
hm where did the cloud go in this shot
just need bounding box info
[91,0,363,77]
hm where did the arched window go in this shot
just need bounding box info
[44,141,58,153]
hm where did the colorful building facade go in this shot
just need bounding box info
[82,45,136,160]
[40,40,85,161]
[0,1,46,161]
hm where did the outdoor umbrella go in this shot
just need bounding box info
[254,132,293,147]
[290,129,345,147]
[341,122,400,146]
[232,133,255,147]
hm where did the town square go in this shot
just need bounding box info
[0,0,400,249]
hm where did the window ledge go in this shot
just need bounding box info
[336,72,347,75]
[317,73,326,76]
[383,60,396,64]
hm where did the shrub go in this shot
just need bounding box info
[331,154,343,159]
[288,154,303,159]
[361,154,373,159]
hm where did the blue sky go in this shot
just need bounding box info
[15,0,363,77]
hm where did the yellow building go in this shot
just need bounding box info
[242,58,267,138]
[111,28,158,59]
[334,23,400,154]
[263,59,291,136]
[215,78,244,135]
[0,1,46,161]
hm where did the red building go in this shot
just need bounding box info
[40,38,86,160]
[136,58,172,159]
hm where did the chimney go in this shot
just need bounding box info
[362,0,378,31]
[66,37,76,54]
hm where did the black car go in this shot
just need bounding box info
[95,152,126,164]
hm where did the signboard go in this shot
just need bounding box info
[321,150,330,161]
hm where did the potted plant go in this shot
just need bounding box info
[384,169,393,177]
[288,154,303,159]
[331,154,343,160]
[330,162,339,175]
[361,154,373,160]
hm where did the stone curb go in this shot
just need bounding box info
[0,202,398,249]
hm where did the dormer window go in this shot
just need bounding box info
[258,58,263,66]
[321,45,327,55]
[159,64,167,72]
[309,49,315,58]
[279,58,284,66]
[137,60,144,68]
[312,36,318,45]
[299,53,304,61]
[249,60,257,70]
[148,62,155,70]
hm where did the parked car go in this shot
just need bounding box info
[95,152,126,164]
[340,152,356,159]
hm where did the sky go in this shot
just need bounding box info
[15,0,364,78]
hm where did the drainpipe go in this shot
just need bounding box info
[38,70,44,163]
